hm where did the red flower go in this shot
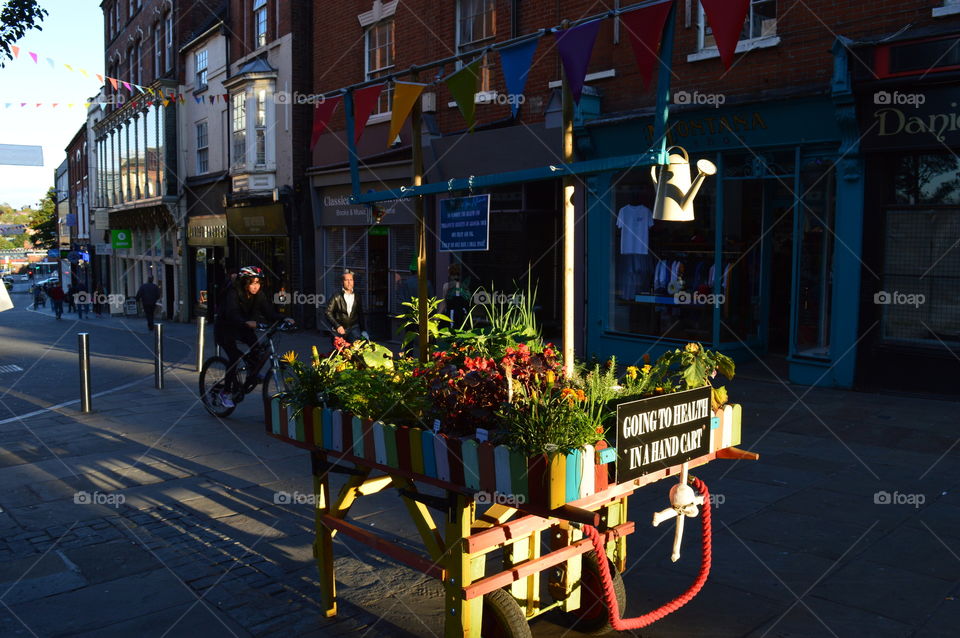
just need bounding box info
[333,336,349,351]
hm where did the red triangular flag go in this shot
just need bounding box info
[310,95,342,150]
[222,93,229,103]
[621,0,673,89]
[351,84,384,145]
[700,0,751,68]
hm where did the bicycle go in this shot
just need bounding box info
[199,321,298,417]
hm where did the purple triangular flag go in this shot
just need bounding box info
[554,19,602,104]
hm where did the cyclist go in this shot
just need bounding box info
[214,266,294,408]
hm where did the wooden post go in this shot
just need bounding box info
[561,61,575,378]
[411,76,428,365]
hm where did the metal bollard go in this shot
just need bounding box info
[154,323,164,389]
[78,333,92,412]
[196,316,206,372]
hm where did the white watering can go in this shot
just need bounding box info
[650,146,717,222]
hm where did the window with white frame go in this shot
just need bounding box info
[164,11,173,72]
[114,2,120,35]
[457,0,496,92]
[254,0,268,48]
[195,50,208,89]
[255,89,267,166]
[196,121,209,174]
[698,0,776,51]
[128,0,134,19]
[365,19,394,114]
[232,93,246,168]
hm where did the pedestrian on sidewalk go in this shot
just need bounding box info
[66,282,77,313]
[74,281,89,319]
[48,282,65,320]
[135,277,161,331]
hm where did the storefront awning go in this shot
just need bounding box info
[226,204,287,236]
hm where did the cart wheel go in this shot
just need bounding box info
[481,588,531,638]
[563,552,626,635]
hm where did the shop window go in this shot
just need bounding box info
[255,89,267,166]
[457,0,496,93]
[365,19,395,114]
[794,159,834,358]
[609,171,716,343]
[881,153,960,347]
[253,0,268,49]
[196,121,209,174]
[195,49,208,90]
[324,227,368,319]
[692,0,778,60]
[231,93,246,168]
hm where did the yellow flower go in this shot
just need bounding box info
[546,370,556,386]
[625,366,639,380]
[642,364,652,374]
[311,345,320,363]
[281,350,298,365]
[685,342,700,354]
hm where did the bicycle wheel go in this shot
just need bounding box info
[261,361,294,403]
[199,357,236,417]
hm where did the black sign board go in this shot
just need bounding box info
[615,385,712,482]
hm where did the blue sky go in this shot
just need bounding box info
[0,0,104,209]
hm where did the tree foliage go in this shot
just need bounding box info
[0,1,47,67]
[26,187,57,249]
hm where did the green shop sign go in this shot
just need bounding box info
[111,229,132,249]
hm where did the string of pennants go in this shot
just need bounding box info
[2,94,236,109]
[310,0,749,150]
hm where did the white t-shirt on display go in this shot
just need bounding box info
[617,205,654,255]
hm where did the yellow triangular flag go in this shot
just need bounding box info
[78,68,89,77]
[387,82,427,148]
[64,64,73,72]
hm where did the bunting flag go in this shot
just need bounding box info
[498,38,538,117]
[444,58,481,130]
[78,68,88,77]
[222,93,229,102]
[29,52,38,63]
[310,95,342,149]
[554,18,602,104]
[46,58,55,69]
[195,96,203,104]
[700,0,751,68]
[621,0,673,89]
[64,64,73,72]
[96,74,104,84]
[10,45,18,58]
[387,82,426,147]
[351,84,384,144]
[122,81,132,92]
[108,77,118,90]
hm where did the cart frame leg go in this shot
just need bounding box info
[444,494,485,638]
[311,452,337,617]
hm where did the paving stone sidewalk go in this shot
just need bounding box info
[0,346,957,637]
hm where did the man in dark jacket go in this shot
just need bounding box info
[324,270,364,343]
[135,277,162,331]
[214,266,294,407]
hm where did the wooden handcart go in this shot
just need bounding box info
[264,395,753,637]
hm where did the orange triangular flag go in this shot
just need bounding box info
[96,74,104,83]
[387,82,427,148]
[108,77,118,90]
[11,46,19,58]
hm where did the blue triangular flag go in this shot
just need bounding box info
[498,38,539,117]
[195,96,203,104]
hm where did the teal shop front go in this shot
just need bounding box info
[581,94,864,388]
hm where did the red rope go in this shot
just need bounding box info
[582,476,712,630]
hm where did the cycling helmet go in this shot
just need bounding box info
[238,266,264,280]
